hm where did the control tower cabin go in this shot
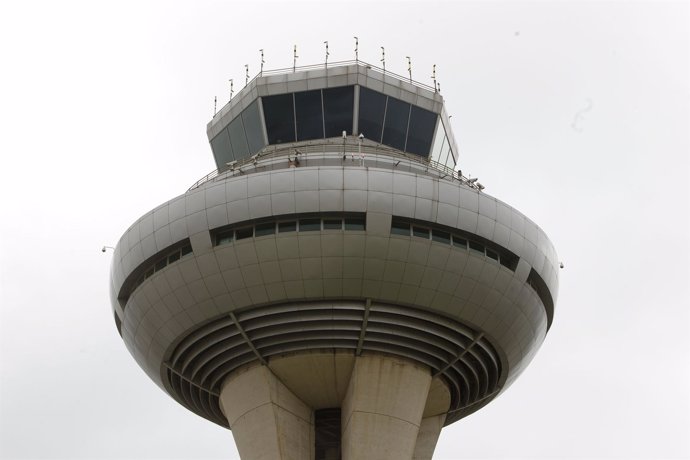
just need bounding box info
[109,61,559,460]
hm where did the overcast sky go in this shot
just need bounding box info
[1,1,688,459]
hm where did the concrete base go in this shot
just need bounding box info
[219,364,314,460]
[219,352,450,459]
[341,354,432,460]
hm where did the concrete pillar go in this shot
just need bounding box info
[219,364,314,460]
[341,353,432,460]
[412,414,446,460]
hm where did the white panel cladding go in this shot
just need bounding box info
[111,162,559,411]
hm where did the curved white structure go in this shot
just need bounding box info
[110,62,559,460]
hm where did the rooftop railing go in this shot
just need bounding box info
[187,138,482,192]
[213,60,438,120]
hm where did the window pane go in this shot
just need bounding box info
[469,241,484,253]
[168,251,180,263]
[382,97,410,151]
[430,132,446,164]
[412,226,430,239]
[242,100,266,154]
[278,221,296,233]
[344,217,365,230]
[323,86,354,138]
[236,227,253,240]
[358,86,386,142]
[299,218,321,231]
[154,258,167,271]
[216,230,234,246]
[295,90,324,141]
[432,229,450,244]
[228,115,250,160]
[486,248,499,261]
[323,219,342,230]
[262,94,296,144]
[391,220,410,235]
[452,235,467,248]
[181,244,193,256]
[255,222,276,236]
[406,106,437,157]
[210,128,234,169]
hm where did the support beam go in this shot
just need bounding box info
[412,414,446,460]
[341,353,432,460]
[219,364,314,460]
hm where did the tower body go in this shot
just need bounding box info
[109,63,559,459]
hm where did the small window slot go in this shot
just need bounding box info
[255,222,276,237]
[278,221,297,233]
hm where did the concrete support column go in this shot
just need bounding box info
[219,364,314,460]
[412,414,446,460]
[341,353,432,460]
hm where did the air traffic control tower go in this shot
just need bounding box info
[109,61,559,460]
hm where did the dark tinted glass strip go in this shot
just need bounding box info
[357,86,386,142]
[262,94,296,144]
[382,97,411,151]
[406,105,437,157]
[323,86,354,138]
[295,90,324,141]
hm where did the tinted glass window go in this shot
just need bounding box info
[406,106,437,157]
[255,222,276,236]
[263,94,295,144]
[358,86,386,142]
[323,86,354,137]
[412,226,430,239]
[432,229,450,244]
[295,90,324,141]
[155,258,167,271]
[391,220,410,235]
[242,100,266,154]
[344,217,365,230]
[382,97,410,151]
[167,251,180,263]
[278,221,296,233]
[323,219,342,230]
[216,230,233,246]
[469,241,484,253]
[299,218,321,231]
[210,128,234,168]
[181,244,193,256]
[452,235,467,248]
[236,227,253,240]
[486,248,499,261]
[228,115,250,160]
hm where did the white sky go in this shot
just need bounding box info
[1,1,688,459]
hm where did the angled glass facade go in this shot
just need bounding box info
[209,84,455,170]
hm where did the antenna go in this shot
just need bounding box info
[431,64,437,92]
[380,46,385,72]
[229,79,234,101]
[259,49,265,75]
[324,41,329,68]
[354,36,359,61]
[245,64,249,85]
[437,81,441,93]
[293,45,298,72]
[214,96,217,116]
[406,56,412,82]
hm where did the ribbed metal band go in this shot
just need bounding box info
[163,301,503,428]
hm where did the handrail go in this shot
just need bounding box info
[187,139,480,192]
[212,60,438,120]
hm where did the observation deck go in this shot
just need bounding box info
[110,61,559,460]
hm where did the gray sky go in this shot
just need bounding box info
[1,1,688,459]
